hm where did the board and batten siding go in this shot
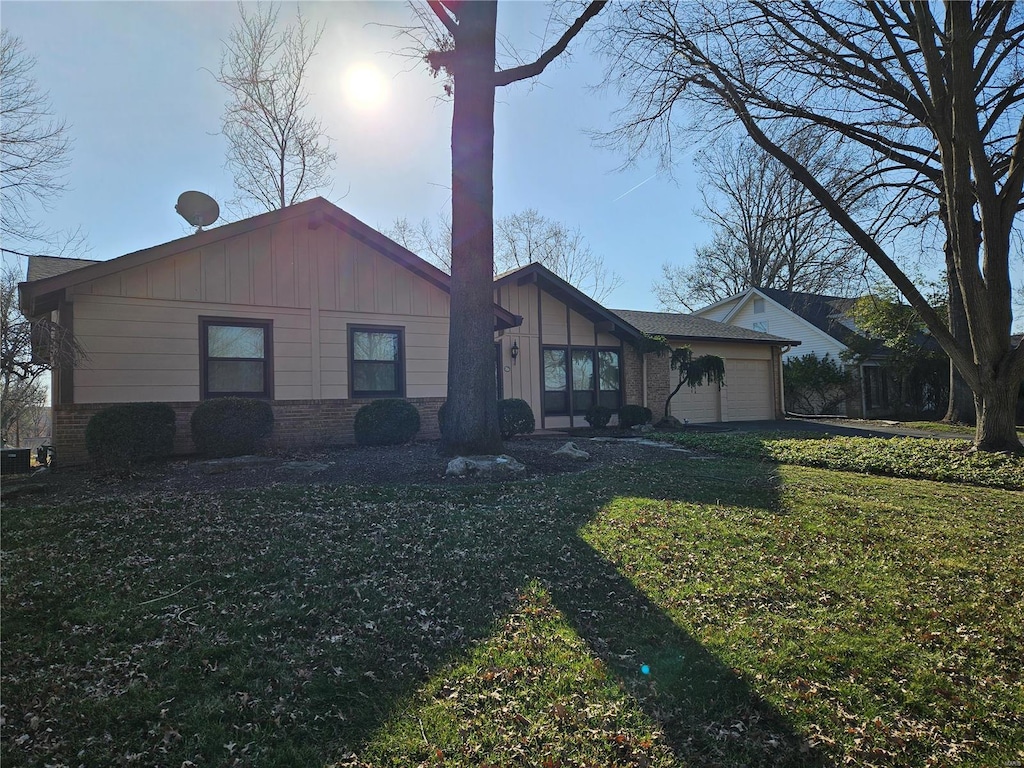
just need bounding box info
[494,280,620,429]
[66,217,451,404]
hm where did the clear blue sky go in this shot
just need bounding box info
[5,1,1019,327]
[3,0,710,313]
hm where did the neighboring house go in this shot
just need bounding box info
[20,198,798,464]
[694,286,923,417]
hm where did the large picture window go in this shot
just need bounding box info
[543,346,621,416]
[200,318,272,398]
[350,326,404,398]
[543,348,568,415]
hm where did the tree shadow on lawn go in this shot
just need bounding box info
[1,456,826,766]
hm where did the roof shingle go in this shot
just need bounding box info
[610,308,799,345]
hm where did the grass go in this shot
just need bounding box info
[896,421,1024,439]
[2,441,1022,767]
[662,431,1024,489]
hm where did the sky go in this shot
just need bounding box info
[2,0,710,313]
[3,1,1019,326]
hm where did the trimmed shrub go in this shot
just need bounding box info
[499,398,535,440]
[354,399,421,446]
[437,401,450,437]
[618,404,653,429]
[85,402,177,468]
[584,404,613,428]
[190,397,274,457]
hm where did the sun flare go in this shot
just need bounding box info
[343,62,388,111]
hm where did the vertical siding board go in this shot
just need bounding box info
[251,233,273,306]
[177,251,202,301]
[376,257,395,314]
[317,229,337,311]
[202,243,227,304]
[355,246,375,312]
[337,235,355,311]
[226,236,252,305]
[124,266,148,298]
[271,223,296,307]
[149,258,176,300]
[294,221,312,309]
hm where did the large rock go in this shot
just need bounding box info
[445,454,526,478]
[553,441,590,460]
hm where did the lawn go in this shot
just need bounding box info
[2,441,1022,767]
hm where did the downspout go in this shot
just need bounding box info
[778,345,792,418]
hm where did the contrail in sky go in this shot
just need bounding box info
[612,173,658,202]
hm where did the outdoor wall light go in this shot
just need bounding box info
[510,339,519,362]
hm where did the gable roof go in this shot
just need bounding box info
[19,197,520,330]
[494,262,645,343]
[610,308,800,346]
[755,287,863,347]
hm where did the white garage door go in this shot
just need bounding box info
[670,378,721,423]
[726,359,774,420]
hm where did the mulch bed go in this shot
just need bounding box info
[1,434,694,502]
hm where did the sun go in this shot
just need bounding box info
[343,62,388,111]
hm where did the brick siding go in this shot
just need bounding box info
[52,397,446,467]
[620,345,671,418]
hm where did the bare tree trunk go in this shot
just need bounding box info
[441,1,502,455]
[943,245,975,424]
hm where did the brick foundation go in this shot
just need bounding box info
[53,397,446,467]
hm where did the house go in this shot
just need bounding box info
[693,286,937,417]
[20,198,799,464]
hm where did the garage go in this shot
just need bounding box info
[669,379,721,423]
[611,310,797,425]
[724,359,775,421]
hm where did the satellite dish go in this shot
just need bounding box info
[175,191,220,231]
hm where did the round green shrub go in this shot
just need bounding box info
[354,399,421,446]
[85,402,177,468]
[437,400,450,437]
[618,404,653,429]
[499,398,535,439]
[584,404,613,428]
[190,397,274,457]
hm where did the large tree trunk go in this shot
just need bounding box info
[943,246,976,424]
[441,1,502,456]
[975,380,1022,452]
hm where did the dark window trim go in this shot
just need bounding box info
[348,324,406,399]
[199,316,274,400]
[542,344,622,416]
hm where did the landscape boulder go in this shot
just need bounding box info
[553,441,590,460]
[445,455,526,478]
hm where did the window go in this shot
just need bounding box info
[350,326,404,398]
[200,318,272,398]
[571,349,595,413]
[864,366,889,411]
[752,320,768,333]
[753,297,766,314]
[542,346,621,416]
[543,348,568,415]
[597,350,621,410]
